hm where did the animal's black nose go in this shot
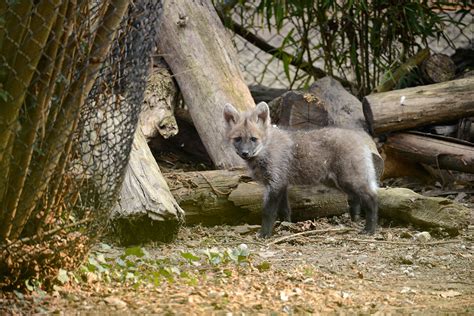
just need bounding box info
[241,151,249,158]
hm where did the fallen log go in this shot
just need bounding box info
[165,169,470,234]
[384,132,474,174]
[363,77,474,135]
[157,0,254,168]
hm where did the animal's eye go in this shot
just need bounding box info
[250,137,257,142]
[234,137,242,143]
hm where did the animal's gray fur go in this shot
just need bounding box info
[224,102,378,238]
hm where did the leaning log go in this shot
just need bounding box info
[112,129,185,245]
[384,132,474,174]
[363,77,474,135]
[157,0,255,168]
[165,169,470,234]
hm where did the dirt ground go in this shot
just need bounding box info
[1,211,473,314]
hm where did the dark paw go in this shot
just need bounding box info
[350,214,361,222]
[359,227,376,235]
[258,230,272,239]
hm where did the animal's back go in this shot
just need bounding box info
[288,127,377,191]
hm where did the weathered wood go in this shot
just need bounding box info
[384,132,474,174]
[139,57,179,140]
[363,77,474,135]
[157,0,254,168]
[421,53,456,84]
[309,76,369,130]
[165,169,470,234]
[165,169,348,225]
[112,128,184,245]
[377,188,470,235]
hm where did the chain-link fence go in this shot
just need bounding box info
[231,5,472,90]
[0,0,160,289]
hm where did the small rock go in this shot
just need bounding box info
[280,291,289,302]
[104,296,127,309]
[400,231,413,239]
[400,287,416,294]
[414,231,431,242]
[233,225,260,235]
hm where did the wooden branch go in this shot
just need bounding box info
[363,77,474,135]
[384,132,474,174]
[164,169,470,234]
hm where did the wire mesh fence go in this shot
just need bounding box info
[0,0,160,288]
[231,4,472,90]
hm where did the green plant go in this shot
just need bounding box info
[226,0,470,96]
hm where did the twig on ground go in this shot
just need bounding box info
[267,228,355,245]
[310,236,462,246]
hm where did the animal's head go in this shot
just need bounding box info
[223,102,271,160]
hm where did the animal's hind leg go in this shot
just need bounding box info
[347,194,361,222]
[340,184,378,234]
[277,186,291,222]
[360,191,378,234]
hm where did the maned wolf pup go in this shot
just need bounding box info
[223,102,379,238]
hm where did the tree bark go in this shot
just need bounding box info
[384,132,474,174]
[363,77,474,135]
[112,128,185,245]
[164,169,469,234]
[157,0,254,168]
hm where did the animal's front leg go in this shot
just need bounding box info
[277,186,291,222]
[259,187,282,238]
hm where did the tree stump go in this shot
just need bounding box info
[421,53,456,83]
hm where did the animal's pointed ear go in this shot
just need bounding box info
[223,103,240,127]
[255,102,270,127]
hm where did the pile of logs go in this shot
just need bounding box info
[109,0,472,244]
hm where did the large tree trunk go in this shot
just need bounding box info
[363,77,474,135]
[157,0,255,168]
[384,132,474,174]
[165,169,470,235]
